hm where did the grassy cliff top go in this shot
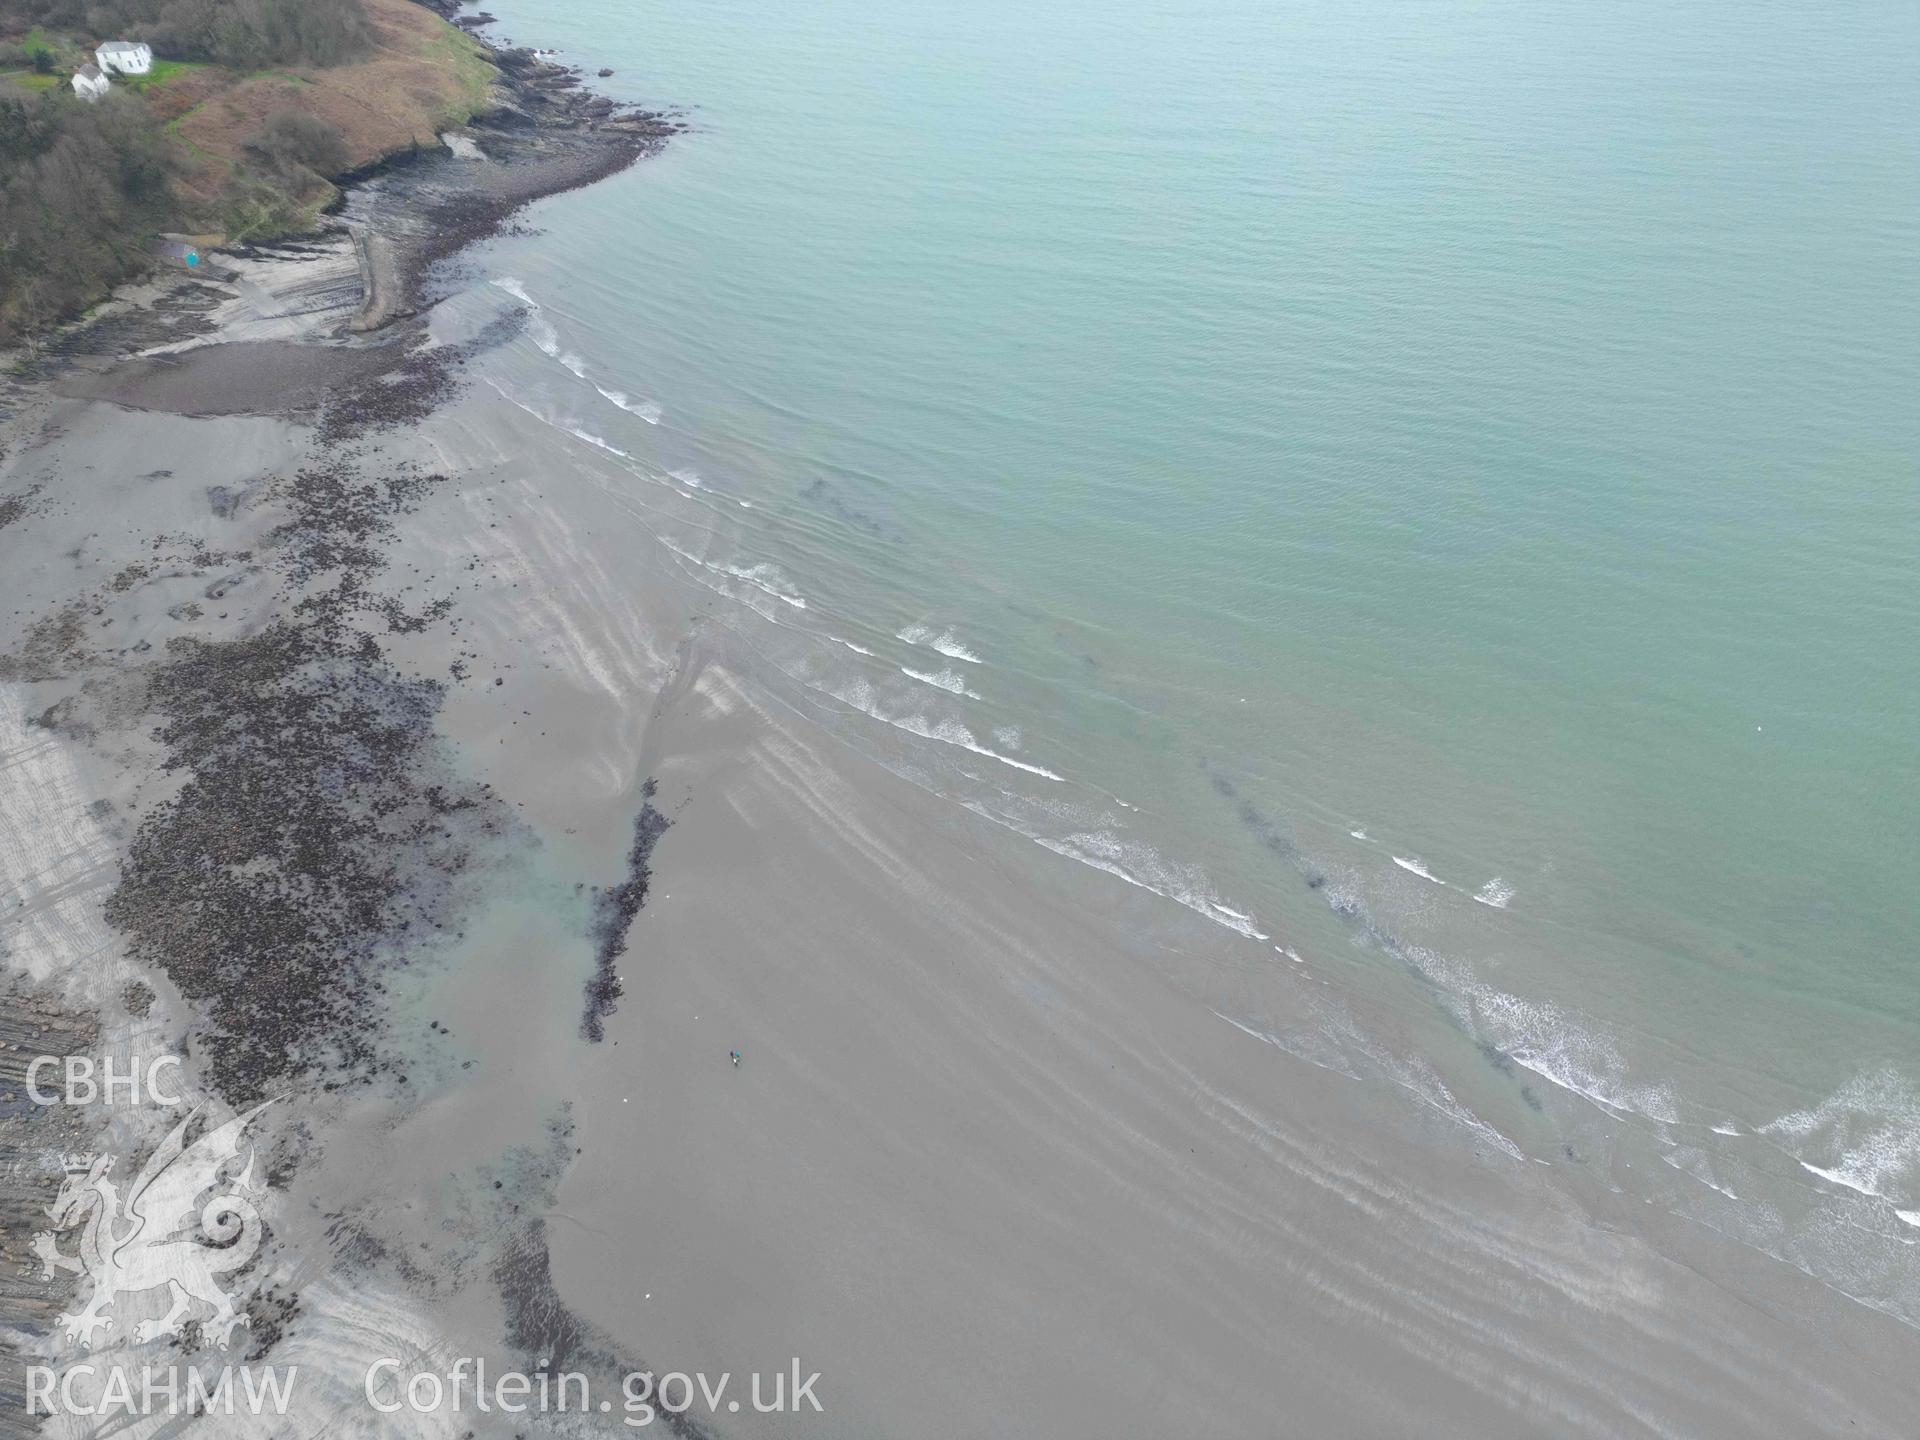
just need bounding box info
[2,0,501,339]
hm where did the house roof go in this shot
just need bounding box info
[99,40,145,52]
[77,63,105,79]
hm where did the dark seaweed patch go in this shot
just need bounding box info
[0,604,91,682]
[0,483,41,531]
[492,1218,716,1439]
[103,455,508,1102]
[103,620,497,1099]
[582,780,670,1042]
[315,307,530,445]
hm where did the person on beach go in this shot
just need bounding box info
[730,1050,740,1067]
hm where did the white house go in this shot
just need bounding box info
[95,40,153,75]
[72,64,111,101]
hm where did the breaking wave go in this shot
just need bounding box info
[1027,829,1267,941]
[898,624,982,664]
[1472,877,1515,909]
[493,278,663,424]
[825,679,1060,781]
[1764,1068,1920,1209]
[597,385,663,423]
[659,537,808,609]
[1391,855,1444,884]
[1399,942,1681,1124]
[902,666,980,699]
[484,380,631,459]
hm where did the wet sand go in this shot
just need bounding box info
[2,38,1918,1440]
[533,615,1920,1439]
[395,384,1920,1436]
[5,267,1919,1440]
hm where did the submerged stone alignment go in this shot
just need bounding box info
[583,780,672,1042]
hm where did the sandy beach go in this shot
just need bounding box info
[4,323,1916,1435]
[3,9,1919,1437]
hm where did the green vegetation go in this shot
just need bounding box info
[427,22,494,127]
[0,84,176,341]
[0,0,504,345]
[5,0,374,70]
[0,31,69,76]
[124,57,204,88]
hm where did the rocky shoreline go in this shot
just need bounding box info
[337,26,682,332]
[0,7,684,1430]
[1,2,680,370]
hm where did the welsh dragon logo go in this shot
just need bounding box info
[33,1100,274,1350]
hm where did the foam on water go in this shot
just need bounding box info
[1764,1068,1920,1208]
[1391,855,1445,885]
[485,379,633,459]
[1208,1009,1522,1161]
[1029,829,1267,940]
[1400,942,1682,1124]
[597,385,664,423]
[565,424,627,457]
[493,277,559,353]
[902,666,980,699]
[825,678,1062,781]
[898,624,982,664]
[493,277,663,423]
[659,536,809,609]
[1663,1147,1741,1202]
[1472,877,1515,909]
[462,0,1920,1345]
[1798,1161,1878,1197]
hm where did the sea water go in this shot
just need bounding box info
[455,0,1920,1318]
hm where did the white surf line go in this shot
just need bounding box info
[1472,877,1515,909]
[1026,831,1267,940]
[657,536,808,611]
[1387,851,1516,910]
[483,382,785,563]
[494,275,666,426]
[896,624,983,665]
[1209,1009,1524,1160]
[482,377,837,612]
[1213,1011,1279,1045]
[805,676,1065,783]
[1798,1161,1885,1199]
[1392,855,1446,884]
[901,666,982,700]
[749,662,1290,961]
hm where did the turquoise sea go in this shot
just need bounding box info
[456,0,1920,1317]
